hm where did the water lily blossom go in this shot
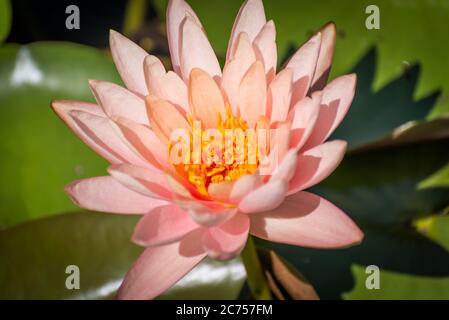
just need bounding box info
[52,0,363,300]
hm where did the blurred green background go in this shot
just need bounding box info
[1,0,449,299]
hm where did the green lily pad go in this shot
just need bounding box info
[419,162,449,189]
[0,211,246,299]
[0,42,121,226]
[0,0,11,43]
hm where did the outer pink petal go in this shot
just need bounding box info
[288,140,347,195]
[111,117,168,169]
[289,92,321,151]
[89,80,148,125]
[221,32,256,113]
[270,149,298,182]
[250,191,364,248]
[180,16,221,81]
[55,107,147,166]
[238,179,288,214]
[51,99,105,117]
[166,0,202,75]
[202,214,249,260]
[286,33,321,105]
[238,61,267,128]
[144,55,189,114]
[226,0,266,60]
[117,229,207,300]
[310,22,336,92]
[253,20,277,82]
[303,74,356,150]
[132,205,199,247]
[65,176,169,214]
[108,164,172,200]
[109,30,148,96]
[268,68,293,123]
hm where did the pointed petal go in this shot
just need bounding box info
[180,16,221,81]
[270,149,298,182]
[108,164,172,200]
[117,230,207,299]
[109,30,148,96]
[238,61,267,127]
[111,117,168,169]
[221,32,256,113]
[65,176,169,214]
[310,22,336,92]
[238,179,288,214]
[227,0,266,60]
[286,33,321,105]
[268,68,293,123]
[289,92,321,150]
[250,191,364,248]
[62,109,147,166]
[253,20,277,81]
[288,140,347,194]
[189,68,226,128]
[202,214,249,260]
[303,74,356,150]
[145,95,191,145]
[89,80,148,125]
[144,56,189,114]
[132,205,198,246]
[166,0,202,75]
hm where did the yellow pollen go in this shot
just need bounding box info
[170,104,266,196]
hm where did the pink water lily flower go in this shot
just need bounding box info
[52,0,363,299]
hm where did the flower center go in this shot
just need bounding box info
[170,104,268,196]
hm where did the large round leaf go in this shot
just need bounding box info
[0,42,121,226]
[0,211,246,299]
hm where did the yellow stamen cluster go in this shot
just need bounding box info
[172,105,265,196]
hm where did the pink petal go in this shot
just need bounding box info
[226,0,266,60]
[229,173,263,204]
[268,68,293,123]
[286,33,321,105]
[60,109,147,166]
[253,20,277,82]
[111,117,169,169]
[144,55,189,114]
[189,68,226,128]
[238,61,267,128]
[132,205,199,247]
[164,173,236,226]
[289,92,321,150]
[117,229,207,299]
[108,164,172,200]
[109,30,148,96]
[250,191,364,248]
[221,32,256,113]
[288,140,347,195]
[180,16,221,81]
[51,99,105,117]
[303,74,356,150]
[208,180,235,203]
[262,121,291,175]
[65,176,169,214]
[145,95,191,145]
[89,80,148,125]
[270,149,298,182]
[166,0,202,75]
[238,179,288,214]
[310,22,336,92]
[202,214,249,260]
